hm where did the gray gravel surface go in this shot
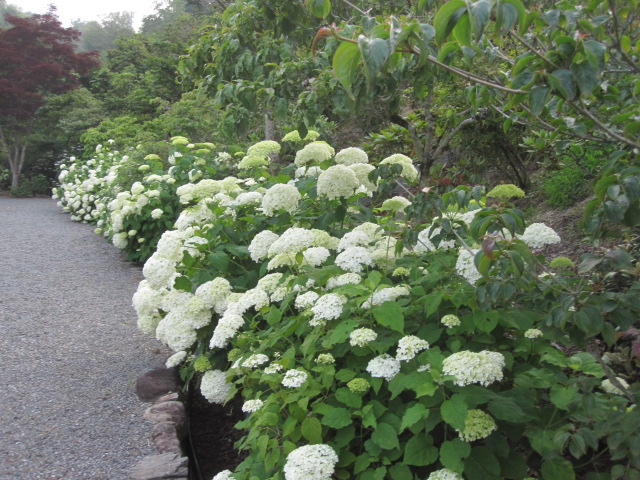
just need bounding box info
[0,198,170,480]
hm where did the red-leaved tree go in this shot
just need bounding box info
[0,9,99,188]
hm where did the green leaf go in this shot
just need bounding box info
[372,423,400,450]
[173,276,192,292]
[583,40,606,74]
[452,11,472,47]
[541,457,576,480]
[571,62,598,96]
[470,0,491,40]
[496,1,518,34]
[301,417,323,444]
[464,446,501,480]
[488,397,534,422]
[403,434,438,466]
[441,394,468,430]
[372,301,405,333]
[207,251,229,273]
[321,408,352,429]
[549,385,579,410]
[548,69,577,100]
[335,387,363,408]
[358,36,390,88]
[332,42,362,98]
[440,438,471,471]
[400,403,430,432]
[530,86,550,115]
[434,0,467,45]
[306,0,331,18]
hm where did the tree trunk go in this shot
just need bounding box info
[11,170,20,189]
[0,123,29,189]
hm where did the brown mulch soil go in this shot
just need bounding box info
[187,388,246,480]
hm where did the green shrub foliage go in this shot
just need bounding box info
[56,136,639,479]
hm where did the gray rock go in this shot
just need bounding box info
[135,367,179,402]
[144,401,186,430]
[130,453,188,480]
[151,421,183,454]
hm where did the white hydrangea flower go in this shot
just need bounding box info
[249,230,281,262]
[303,247,330,267]
[112,232,128,249]
[195,277,232,313]
[294,142,334,166]
[317,165,360,200]
[247,140,281,157]
[310,293,347,325]
[200,370,232,404]
[143,254,178,290]
[415,226,456,252]
[379,154,419,183]
[151,208,164,219]
[268,228,316,257]
[381,196,411,213]
[261,184,301,216]
[242,399,264,413]
[362,285,410,308]
[519,223,561,249]
[155,314,197,351]
[284,444,339,480]
[441,314,461,328]
[366,354,401,381]
[348,163,377,193]
[455,248,482,285]
[456,409,497,442]
[396,335,430,361]
[295,165,323,178]
[325,273,362,290]
[295,291,320,310]
[349,328,377,347]
[427,469,463,480]
[601,377,630,395]
[335,147,368,165]
[264,363,283,374]
[242,354,270,368]
[165,351,187,368]
[209,312,245,349]
[337,231,372,252]
[442,350,505,387]
[524,328,543,339]
[335,246,374,273]
[282,369,308,388]
[212,470,233,480]
[267,253,297,271]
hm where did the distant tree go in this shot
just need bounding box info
[0,0,26,28]
[73,12,135,55]
[0,10,99,188]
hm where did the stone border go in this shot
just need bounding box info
[130,368,189,480]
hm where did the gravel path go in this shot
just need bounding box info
[0,198,170,480]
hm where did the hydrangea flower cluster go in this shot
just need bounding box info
[366,354,401,381]
[347,378,371,393]
[441,314,461,328]
[282,369,308,388]
[381,196,411,213]
[334,147,368,165]
[316,353,335,365]
[350,328,378,347]
[518,223,561,249]
[362,285,410,308]
[242,354,269,368]
[165,351,187,368]
[241,399,264,413]
[335,246,374,273]
[379,154,419,182]
[442,350,505,387]
[310,293,347,326]
[316,165,360,200]
[427,469,463,480]
[294,142,334,166]
[455,248,482,285]
[211,470,233,480]
[283,444,339,480]
[200,369,232,404]
[414,226,456,252]
[396,335,430,361]
[524,328,543,339]
[456,409,497,441]
[261,184,301,216]
[601,377,630,395]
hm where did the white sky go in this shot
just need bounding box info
[12,0,159,29]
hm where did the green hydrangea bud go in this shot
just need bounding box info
[316,353,335,365]
[486,184,525,201]
[549,256,575,269]
[193,356,212,372]
[347,378,370,393]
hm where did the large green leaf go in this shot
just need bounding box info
[358,36,390,88]
[541,457,576,480]
[403,434,438,466]
[464,447,501,480]
[305,0,331,18]
[321,407,352,429]
[496,1,519,34]
[434,0,467,45]
[441,394,468,430]
[332,42,361,98]
[440,438,471,471]
[571,61,598,96]
[530,86,550,115]
[548,69,577,100]
[301,417,323,443]
[372,301,405,333]
[470,0,491,40]
[372,422,400,450]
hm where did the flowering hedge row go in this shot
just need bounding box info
[55,135,639,480]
